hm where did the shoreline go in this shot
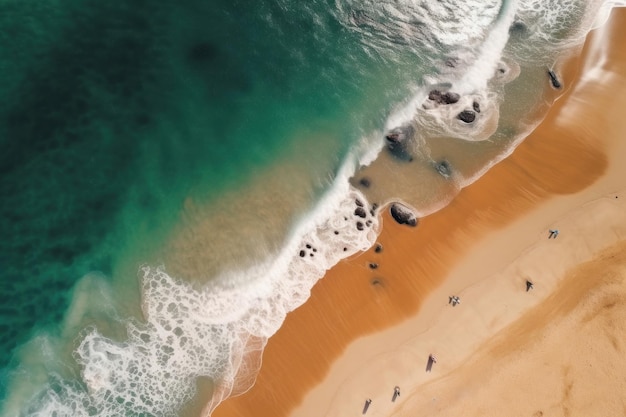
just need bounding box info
[292,188,626,417]
[211,7,626,417]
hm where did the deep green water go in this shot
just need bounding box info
[0,0,431,401]
[1,0,607,414]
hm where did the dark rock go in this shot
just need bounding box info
[457,110,476,123]
[299,250,305,257]
[372,203,379,211]
[443,92,461,104]
[359,177,371,188]
[356,222,364,231]
[334,230,339,235]
[548,70,561,89]
[306,244,312,249]
[310,253,314,257]
[374,243,383,253]
[366,220,372,226]
[472,101,480,113]
[390,203,418,227]
[354,207,367,218]
[385,125,415,161]
[343,247,347,251]
[369,263,378,269]
[428,90,460,105]
[355,199,364,207]
[435,160,452,178]
[385,132,403,144]
[509,20,527,34]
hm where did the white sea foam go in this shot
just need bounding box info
[456,0,518,94]
[335,0,501,58]
[123,4,626,417]
[11,157,379,417]
[508,0,613,64]
[6,2,624,417]
[341,0,517,146]
[593,1,626,28]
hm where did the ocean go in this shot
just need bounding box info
[0,0,619,415]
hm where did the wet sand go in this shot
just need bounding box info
[212,8,626,417]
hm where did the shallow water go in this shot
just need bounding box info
[0,0,616,415]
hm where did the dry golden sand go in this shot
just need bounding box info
[212,8,626,417]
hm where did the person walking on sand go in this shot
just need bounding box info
[548,229,556,239]
[392,386,400,402]
[426,354,437,372]
[553,229,559,238]
[526,280,534,292]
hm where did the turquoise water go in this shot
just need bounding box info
[0,0,429,407]
[0,0,613,415]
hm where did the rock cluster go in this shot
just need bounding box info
[354,198,376,231]
[385,125,415,161]
[428,89,460,105]
[297,197,379,259]
[299,243,318,258]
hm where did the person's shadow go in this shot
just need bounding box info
[362,399,372,414]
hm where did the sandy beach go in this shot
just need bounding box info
[212,7,626,417]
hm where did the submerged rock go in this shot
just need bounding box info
[428,90,460,105]
[359,177,371,188]
[435,160,452,178]
[385,132,404,144]
[457,110,476,123]
[473,101,481,113]
[509,20,527,34]
[390,203,418,227]
[385,125,415,161]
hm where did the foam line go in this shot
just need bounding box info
[6,1,624,416]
